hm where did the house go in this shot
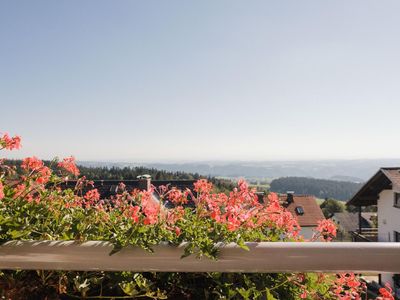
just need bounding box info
[279,193,325,239]
[331,212,376,241]
[347,167,400,287]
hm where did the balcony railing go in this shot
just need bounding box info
[0,241,399,273]
[350,228,378,242]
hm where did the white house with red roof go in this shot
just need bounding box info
[347,167,400,288]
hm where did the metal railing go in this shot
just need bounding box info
[0,241,399,273]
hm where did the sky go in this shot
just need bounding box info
[1,1,400,162]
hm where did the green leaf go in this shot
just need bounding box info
[119,281,139,296]
[265,288,277,300]
[236,287,251,299]
[237,240,250,251]
[9,229,29,239]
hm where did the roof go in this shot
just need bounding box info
[62,179,196,200]
[347,167,400,207]
[332,212,376,232]
[279,194,325,227]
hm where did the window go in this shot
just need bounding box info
[295,206,304,215]
[394,192,400,208]
[395,231,400,242]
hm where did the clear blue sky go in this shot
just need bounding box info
[1,1,400,162]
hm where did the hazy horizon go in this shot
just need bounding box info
[75,158,400,181]
[4,155,400,164]
[77,158,400,164]
[2,1,400,161]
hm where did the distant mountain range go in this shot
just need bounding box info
[77,159,400,182]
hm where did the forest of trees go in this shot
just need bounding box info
[4,160,235,193]
[77,165,235,193]
[78,165,201,181]
[270,177,363,201]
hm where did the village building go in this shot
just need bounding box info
[347,167,400,288]
[279,193,325,239]
[331,212,377,241]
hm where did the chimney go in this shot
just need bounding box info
[137,174,151,191]
[286,191,294,204]
[255,192,265,204]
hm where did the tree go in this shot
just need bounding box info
[320,198,345,218]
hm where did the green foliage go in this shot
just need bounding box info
[320,199,345,218]
[0,156,357,299]
[79,165,200,181]
[0,187,302,299]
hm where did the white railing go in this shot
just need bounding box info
[1,241,400,273]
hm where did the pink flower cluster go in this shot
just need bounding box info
[83,189,100,207]
[0,134,80,202]
[332,273,364,299]
[58,156,80,176]
[21,156,52,185]
[193,179,213,194]
[22,156,44,171]
[263,192,301,236]
[102,187,184,237]
[167,188,188,205]
[314,219,337,241]
[378,283,395,300]
[0,133,21,150]
[140,189,161,225]
[0,181,4,200]
[191,178,301,236]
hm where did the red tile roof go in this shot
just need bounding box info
[280,194,325,227]
[381,168,400,189]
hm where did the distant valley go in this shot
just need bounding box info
[75,159,399,201]
[78,159,400,182]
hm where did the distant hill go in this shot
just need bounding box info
[94,159,400,181]
[329,175,364,183]
[269,177,363,201]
